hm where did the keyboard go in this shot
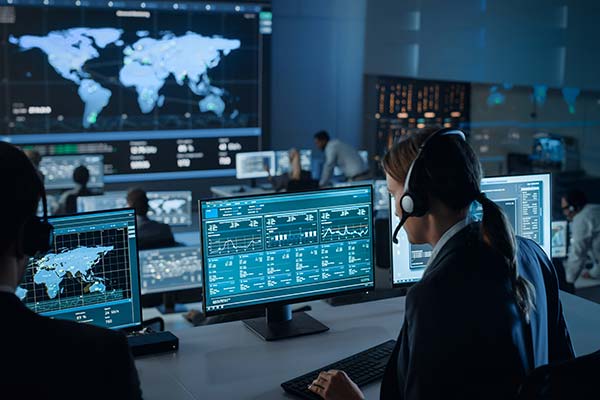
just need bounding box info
[281,339,396,399]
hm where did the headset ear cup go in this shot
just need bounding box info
[21,218,53,256]
[400,193,415,214]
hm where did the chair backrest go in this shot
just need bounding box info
[287,179,319,193]
[517,350,600,399]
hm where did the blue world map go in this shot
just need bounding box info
[18,246,114,300]
[9,28,241,128]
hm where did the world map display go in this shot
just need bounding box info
[9,28,241,129]
[18,245,114,301]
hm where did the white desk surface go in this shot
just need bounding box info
[136,292,600,400]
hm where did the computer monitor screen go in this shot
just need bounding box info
[3,0,271,182]
[146,191,193,226]
[78,190,192,226]
[274,150,312,176]
[17,209,142,330]
[139,246,202,295]
[77,191,128,214]
[39,154,104,190]
[235,151,276,179]
[551,220,568,258]
[391,174,552,286]
[531,137,565,164]
[200,186,375,314]
[333,150,368,177]
[373,180,389,211]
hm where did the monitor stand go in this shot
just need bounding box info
[243,304,329,341]
[157,293,188,315]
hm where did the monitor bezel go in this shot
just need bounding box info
[42,207,143,332]
[199,185,376,317]
[390,172,552,288]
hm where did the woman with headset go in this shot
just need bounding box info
[308,128,574,400]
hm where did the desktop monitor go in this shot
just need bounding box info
[78,190,193,226]
[77,191,128,213]
[391,174,552,286]
[235,151,276,180]
[146,191,193,226]
[274,150,312,176]
[531,137,565,165]
[551,220,568,259]
[39,154,104,190]
[200,186,375,340]
[139,246,202,295]
[373,180,389,211]
[17,209,142,330]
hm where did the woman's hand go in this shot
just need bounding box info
[308,370,365,400]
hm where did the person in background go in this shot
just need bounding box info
[562,189,600,283]
[127,188,176,250]
[55,165,93,215]
[268,148,315,192]
[314,130,369,187]
[0,142,142,399]
[23,149,43,180]
[308,128,573,400]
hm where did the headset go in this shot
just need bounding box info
[392,128,467,244]
[20,177,54,256]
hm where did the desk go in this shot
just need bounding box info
[210,184,275,198]
[135,291,600,400]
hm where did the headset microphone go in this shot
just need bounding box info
[391,128,467,245]
[392,214,408,244]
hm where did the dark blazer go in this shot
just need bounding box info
[136,215,176,250]
[1,292,142,399]
[380,222,574,400]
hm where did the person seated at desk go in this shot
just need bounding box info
[309,128,574,400]
[314,130,370,187]
[54,165,93,215]
[267,148,316,192]
[0,142,142,399]
[23,149,44,181]
[127,188,176,250]
[561,189,600,283]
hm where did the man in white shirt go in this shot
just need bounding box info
[561,189,600,283]
[314,130,369,187]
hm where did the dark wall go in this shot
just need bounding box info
[270,0,367,151]
[363,0,600,177]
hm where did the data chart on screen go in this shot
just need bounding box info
[200,187,375,313]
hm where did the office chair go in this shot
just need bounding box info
[516,349,600,399]
[287,179,319,192]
